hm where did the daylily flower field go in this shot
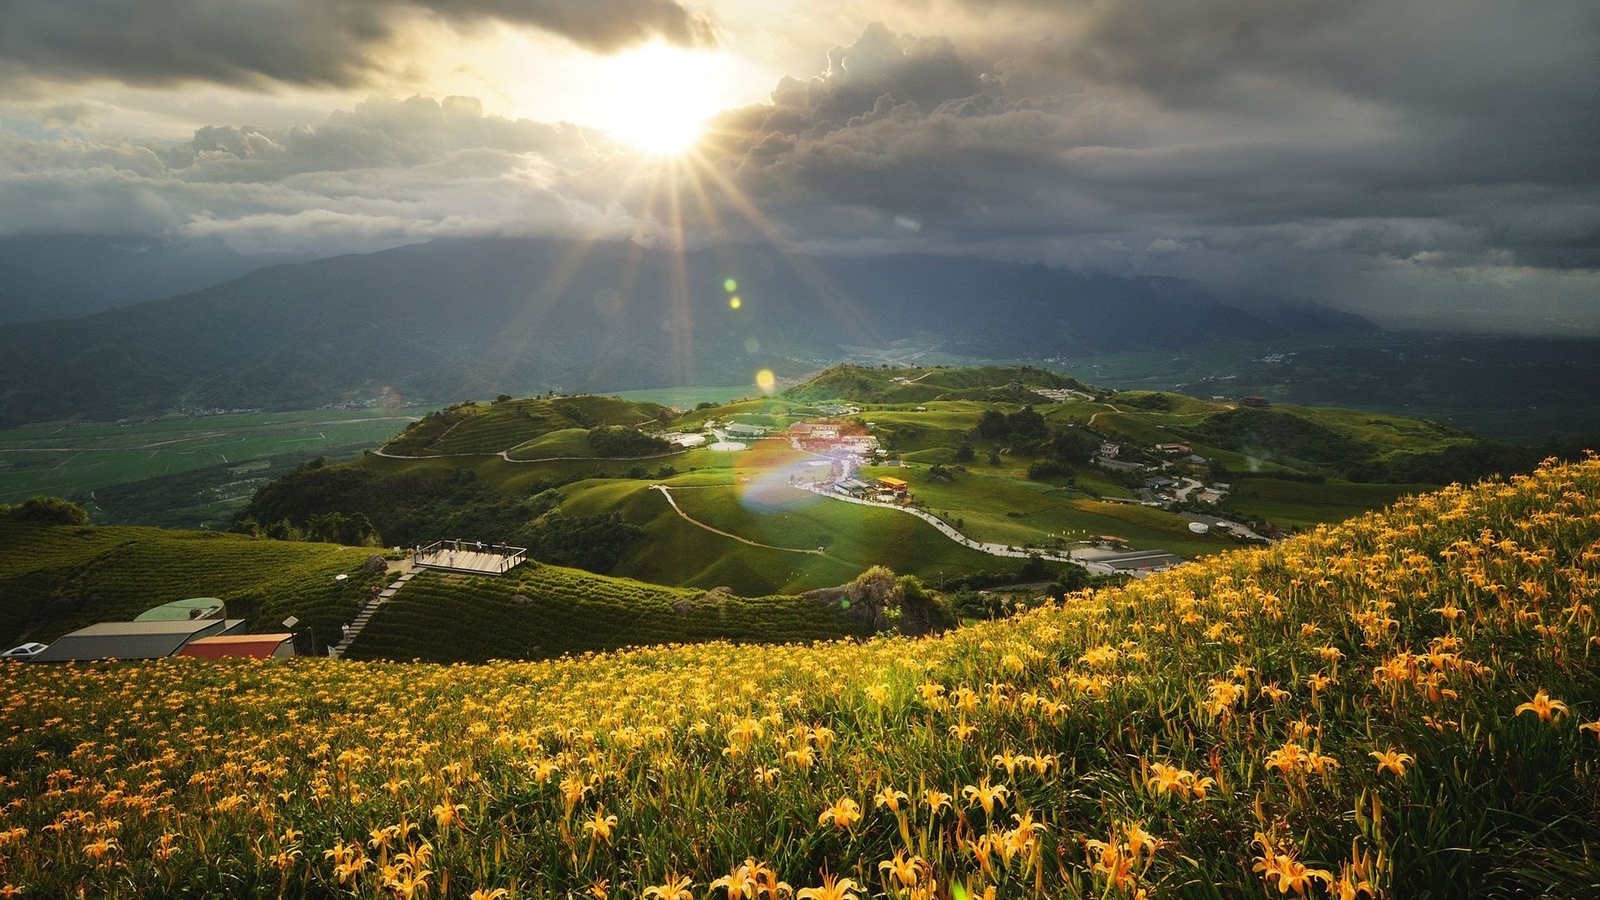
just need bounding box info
[3,457,1599,898]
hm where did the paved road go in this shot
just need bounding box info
[1173,477,1204,502]
[793,483,1088,568]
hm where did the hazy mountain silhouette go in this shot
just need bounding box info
[0,234,304,324]
[0,236,1374,425]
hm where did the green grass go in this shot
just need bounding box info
[383,395,669,456]
[345,563,870,663]
[505,427,597,460]
[0,522,387,651]
[610,385,758,407]
[878,465,1239,556]
[1225,478,1433,530]
[555,474,1009,595]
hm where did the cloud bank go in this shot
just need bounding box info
[0,0,714,88]
[1,1,1597,332]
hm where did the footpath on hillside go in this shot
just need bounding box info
[650,485,825,555]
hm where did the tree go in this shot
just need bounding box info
[846,565,899,630]
[954,441,976,463]
[896,575,956,636]
[976,410,1008,439]
[1005,406,1047,439]
[1,496,90,526]
[988,449,1002,466]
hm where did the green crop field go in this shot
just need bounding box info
[1224,478,1434,531]
[346,563,869,663]
[0,522,389,651]
[881,466,1238,556]
[0,409,412,506]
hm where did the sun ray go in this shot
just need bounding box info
[683,152,882,345]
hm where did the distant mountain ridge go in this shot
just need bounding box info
[0,234,303,324]
[0,236,1373,426]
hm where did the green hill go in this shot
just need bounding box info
[2,461,1598,897]
[227,369,1577,599]
[0,520,869,663]
[383,394,674,457]
[345,563,869,663]
[0,522,387,651]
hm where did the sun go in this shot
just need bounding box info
[596,42,728,156]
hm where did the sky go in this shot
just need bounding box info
[1,0,1597,333]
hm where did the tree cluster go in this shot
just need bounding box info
[233,460,644,573]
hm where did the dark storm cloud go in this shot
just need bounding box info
[3,5,1598,331]
[679,11,1600,328]
[0,95,626,252]
[0,0,714,88]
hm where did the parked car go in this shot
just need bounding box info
[1,642,47,661]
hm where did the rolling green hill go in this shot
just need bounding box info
[382,394,674,457]
[345,562,870,663]
[0,522,387,651]
[0,520,868,663]
[228,367,1584,599]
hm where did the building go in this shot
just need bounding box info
[724,423,768,438]
[1094,457,1145,473]
[178,633,296,660]
[135,597,225,622]
[1071,547,1184,578]
[833,478,872,497]
[30,619,240,662]
[1240,396,1271,408]
[1154,442,1191,454]
[876,476,909,494]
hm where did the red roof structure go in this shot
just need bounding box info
[177,633,295,660]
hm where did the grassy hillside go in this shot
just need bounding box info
[0,522,387,651]
[346,563,870,663]
[3,460,1598,897]
[233,370,1568,599]
[382,395,672,457]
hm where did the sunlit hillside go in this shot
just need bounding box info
[3,457,1599,897]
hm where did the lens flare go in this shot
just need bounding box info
[730,296,742,309]
[755,369,776,393]
[724,278,738,293]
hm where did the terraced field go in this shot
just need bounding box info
[0,522,386,651]
[346,563,869,663]
[383,395,670,457]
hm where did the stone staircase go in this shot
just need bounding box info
[329,569,417,658]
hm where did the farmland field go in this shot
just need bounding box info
[0,409,413,524]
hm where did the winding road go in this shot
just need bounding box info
[792,483,1088,568]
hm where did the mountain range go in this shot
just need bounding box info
[0,236,1373,426]
[0,234,304,324]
